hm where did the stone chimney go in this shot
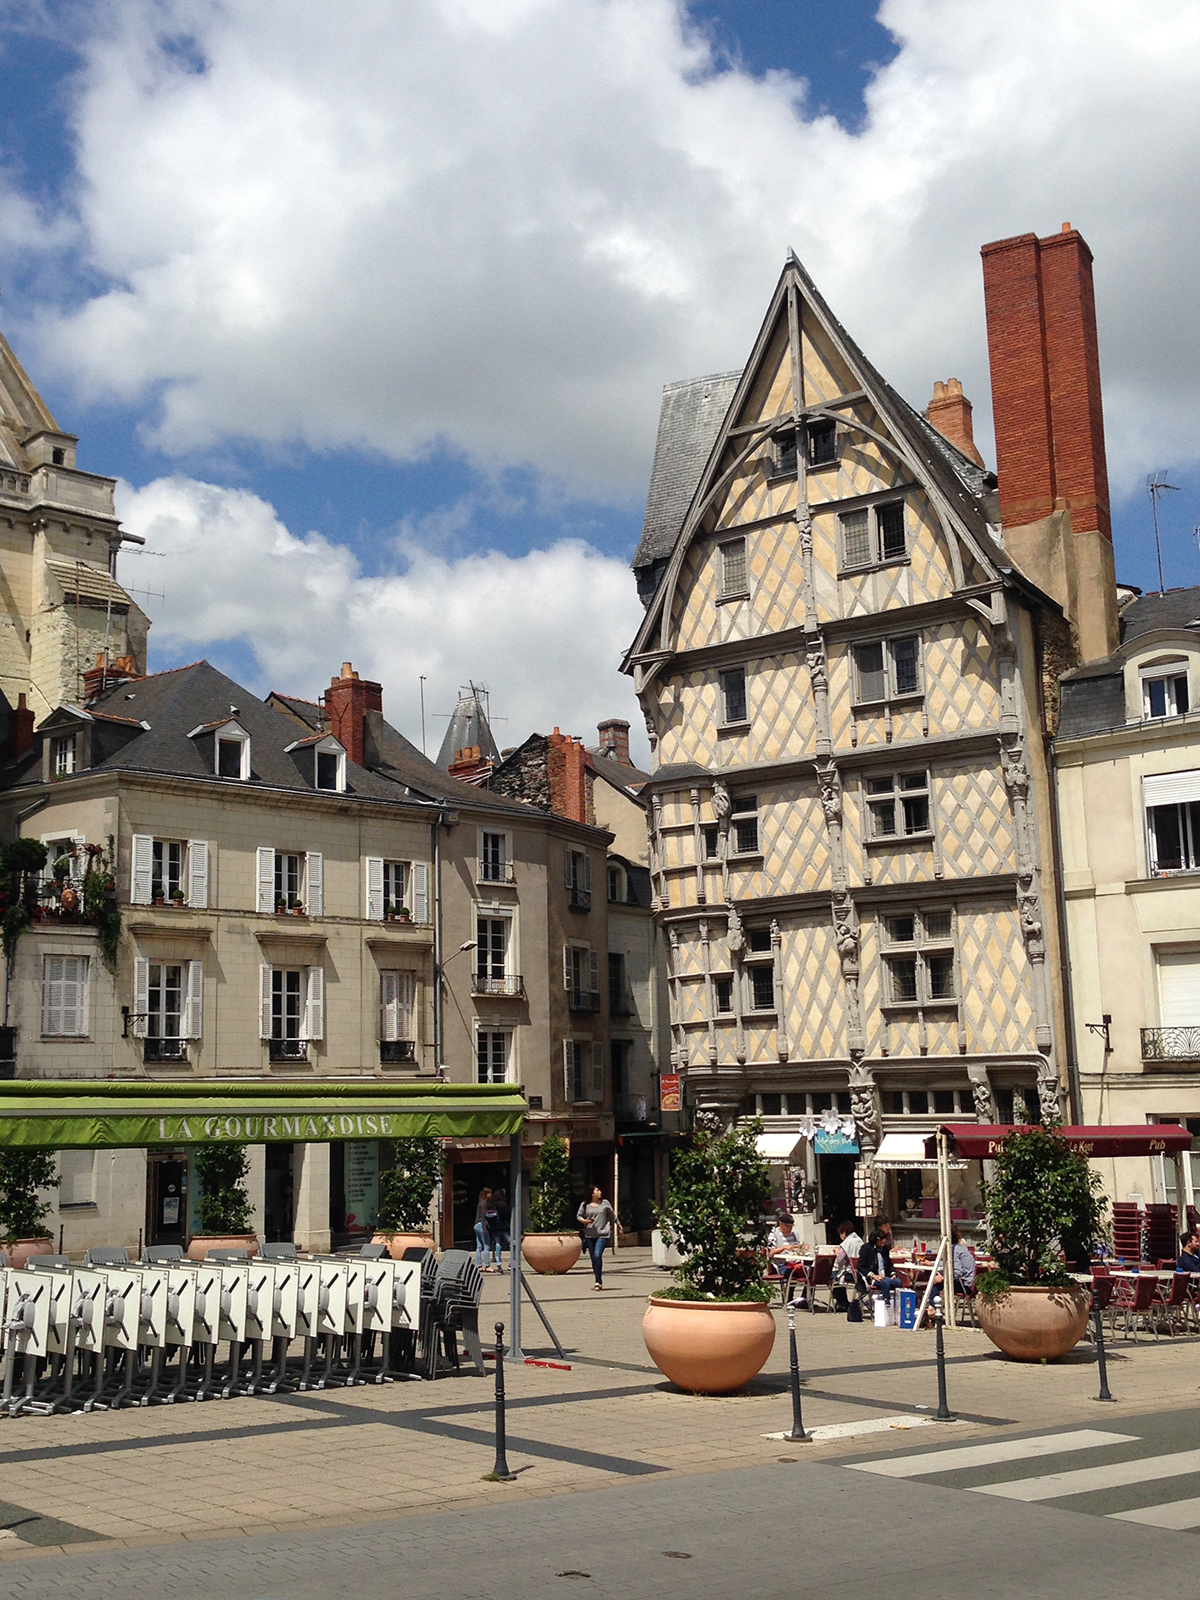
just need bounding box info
[5,694,34,762]
[596,718,631,766]
[323,662,382,768]
[924,379,984,467]
[546,729,590,824]
[981,223,1118,662]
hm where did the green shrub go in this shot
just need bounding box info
[655,1117,774,1302]
[0,1150,58,1241]
[377,1137,441,1232]
[193,1144,253,1234]
[978,1124,1108,1300]
[528,1133,572,1231]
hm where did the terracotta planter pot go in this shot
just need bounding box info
[976,1282,1091,1361]
[643,1294,776,1394]
[522,1233,583,1275]
[187,1233,260,1261]
[3,1237,54,1269]
[372,1231,436,1260]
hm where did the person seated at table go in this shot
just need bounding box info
[926,1226,976,1303]
[1177,1229,1200,1272]
[767,1212,802,1279]
[857,1229,903,1305]
[832,1219,863,1310]
[872,1216,895,1253]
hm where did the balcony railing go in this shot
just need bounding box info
[478,860,515,884]
[380,1039,416,1065]
[269,1038,308,1063]
[144,1037,188,1064]
[1142,1026,1200,1062]
[568,886,591,912]
[568,988,601,1013]
[472,973,525,998]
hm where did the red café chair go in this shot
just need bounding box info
[1157,1273,1192,1337]
[808,1254,835,1313]
[1117,1274,1159,1342]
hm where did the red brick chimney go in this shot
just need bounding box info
[447,745,493,785]
[924,379,984,468]
[323,662,382,768]
[5,695,34,762]
[596,718,631,766]
[981,223,1118,661]
[546,729,590,824]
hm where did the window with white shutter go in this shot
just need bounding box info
[133,957,150,1038]
[411,862,429,923]
[259,964,273,1039]
[305,852,323,917]
[365,857,384,921]
[380,970,415,1041]
[302,965,325,1041]
[590,1041,604,1099]
[187,841,210,908]
[563,1040,582,1102]
[256,847,275,913]
[588,948,600,998]
[131,835,154,905]
[184,961,204,1039]
[563,944,572,990]
[42,955,88,1037]
[58,1150,95,1207]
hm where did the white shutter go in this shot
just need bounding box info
[380,970,399,1042]
[302,965,325,1041]
[184,961,204,1039]
[397,971,415,1039]
[565,847,573,888]
[563,945,572,990]
[583,853,592,893]
[257,847,275,913]
[133,957,150,1038]
[42,956,60,1035]
[305,852,323,917]
[563,1040,574,1102]
[591,1041,604,1098]
[131,834,153,904]
[260,965,273,1039]
[365,857,384,920]
[1144,770,1200,807]
[588,948,599,995]
[187,841,209,909]
[1158,952,1200,1026]
[62,957,86,1036]
[412,861,429,923]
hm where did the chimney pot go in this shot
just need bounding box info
[924,377,984,469]
[341,662,354,679]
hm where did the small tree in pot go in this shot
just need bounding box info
[643,1116,777,1393]
[523,1133,580,1273]
[975,1124,1108,1361]
[375,1136,441,1256]
[0,1149,58,1265]
[189,1142,256,1257]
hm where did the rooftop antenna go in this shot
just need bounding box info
[419,675,427,755]
[1148,471,1180,595]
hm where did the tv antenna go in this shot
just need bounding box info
[1148,471,1180,595]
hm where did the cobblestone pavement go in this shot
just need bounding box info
[0,1249,1193,1580]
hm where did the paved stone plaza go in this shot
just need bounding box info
[0,1248,1193,1584]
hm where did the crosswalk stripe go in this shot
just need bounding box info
[967,1448,1200,1502]
[845,1430,1137,1479]
[1109,1496,1200,1530]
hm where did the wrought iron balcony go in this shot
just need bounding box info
[380,1039,416,1065]
[568,886,591,912]
[144,1037,188,1064]
[477,860,515,883]
[268,1037,308,1063]
[1141,1026,1200,1062]
[472,973,525,998]
[568,988,601,1013]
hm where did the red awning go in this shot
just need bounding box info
[935,1124,1194,1160]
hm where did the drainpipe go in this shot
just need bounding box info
[1046,737,1083,1124]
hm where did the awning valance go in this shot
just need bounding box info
[873,1132,965,1171]
[756,1132,803,1162]
[0,1080,526,1149]
[938,1123,1194,1160]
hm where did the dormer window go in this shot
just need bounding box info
[1142,665,1189,721]
[51,735,75,777]
[313,737,346,792]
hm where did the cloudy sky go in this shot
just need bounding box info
[2,0,1198,762]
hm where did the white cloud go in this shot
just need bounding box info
[19,0,1200,500]
[116,474,648,759]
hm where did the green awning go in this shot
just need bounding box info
[0,1080,527,1149]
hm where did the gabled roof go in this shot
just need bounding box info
[363,710,534,816]
[626,252,1016,665]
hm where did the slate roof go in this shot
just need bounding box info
[364,710,536,817]
[632,371,742,570]
[267,693,324,732]
[435,691,501,771]
[1056,674,1125,740]
[586,747,651,804]
[1056,586,1200,739]
[1120,586,1200,641]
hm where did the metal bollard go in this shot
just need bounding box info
[484,1321,516,1482]
[1092,1288,1114,1403]
[785,1296,811,1442]
[933,1301,955,1422]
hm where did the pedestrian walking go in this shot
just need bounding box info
[474,1186,493,1270]
[489,1187,511,1272]
[577,1186,622,1289]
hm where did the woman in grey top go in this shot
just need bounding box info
[577,1187,622,1289]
